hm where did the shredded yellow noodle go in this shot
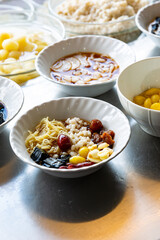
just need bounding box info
[25,117,67,156]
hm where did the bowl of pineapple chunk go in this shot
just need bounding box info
[117,57,160,137]
[0,19,65,84]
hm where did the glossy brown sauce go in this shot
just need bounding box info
[50,52,119,85]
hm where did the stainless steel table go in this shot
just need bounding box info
[0,35,160,240]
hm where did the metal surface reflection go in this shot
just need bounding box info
[1,35,160,240]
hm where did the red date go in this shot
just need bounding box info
[58,134,72,151]
[89,119,103,132]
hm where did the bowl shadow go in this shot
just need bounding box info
[0,127,26,185]
[22,162,126,223]
[126,122,160,180]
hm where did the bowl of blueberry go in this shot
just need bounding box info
[10,97,131,178]
[136,1,160,46]
[0,76,24,133]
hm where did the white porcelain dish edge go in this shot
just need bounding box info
[35,35,136,97]
[0,76,24,133]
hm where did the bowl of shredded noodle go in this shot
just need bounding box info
[10,97,131,178]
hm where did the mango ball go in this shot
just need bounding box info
[0,32,11,48]
[144,88,160,96]
[144,98,152,108]
[150,103,160,110]
[16,36,28,51]
[133,95,146,105]
[0,49,8,61]
[2,39,19,51]
[0,32,11,41]
[151,94,160,103]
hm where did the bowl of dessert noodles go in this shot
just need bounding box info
[36,35,135,97]
[136,1,160,47]
[117,56,160,137]
[0,10,65,84]
[0,76,24,133]
[10,97,131,178]
[48,0,149,42]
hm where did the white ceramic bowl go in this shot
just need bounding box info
[10,97,131,178]
[35,36,135,97]
[136,1,160,46]
[117,57,160,137]
[0,76,24,133]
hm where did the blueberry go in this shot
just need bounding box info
[30,147,49,163]
[151,23,159,31]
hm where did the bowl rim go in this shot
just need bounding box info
[35,35,136,88]
[0,76,24,127]
[48,0,138,26]
[135,1,160,40]
[10,96,131,174]
[117,56,160,113]
[0,0,35,19]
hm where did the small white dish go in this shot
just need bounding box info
[10,97,131,178]
[0,76,24,133]
[117,56,160,137]
[35,35,135,97]
[136,1,160,46]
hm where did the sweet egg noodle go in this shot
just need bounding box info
[25,117,67,156]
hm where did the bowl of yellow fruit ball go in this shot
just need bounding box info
[117,57,160,137]
[0,17,65,84]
